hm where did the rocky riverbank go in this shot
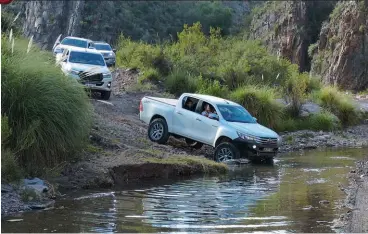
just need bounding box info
[333,157,368,232]
[2,86,368,217]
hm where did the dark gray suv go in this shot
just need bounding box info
[94,41,116,67]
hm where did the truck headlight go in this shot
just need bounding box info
[277,136,282,144]
[54,47,63,54]
[237,131,256,141]
[103,73,112,79]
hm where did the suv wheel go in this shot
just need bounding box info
[185,138,203,149]
[214,142,240,162]
[101,91,111,100]
[148,118,169,144]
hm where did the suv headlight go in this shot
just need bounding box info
[69,69,79,75]
[237,131,256,141]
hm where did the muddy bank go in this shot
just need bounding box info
[335,157,368,232]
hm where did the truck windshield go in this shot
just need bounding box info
[95,44,112,51]
[217,105,256,123]
[69,51,106,66]
[61,38,87,48]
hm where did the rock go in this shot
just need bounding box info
[28,200,55,210]
[1,184,13,193]
[22,178,49,194]
[319,200,330,204]
[303,145,317,150]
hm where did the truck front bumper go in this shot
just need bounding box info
[66,73,112,92]
[232,138,279,160]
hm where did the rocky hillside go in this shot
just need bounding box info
[249,0,367,91]
[249,1,335,72]
[310,1,368,91]
[4,1,249,50]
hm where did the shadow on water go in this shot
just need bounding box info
[2,148,367,233]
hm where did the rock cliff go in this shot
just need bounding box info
[310,0,368,91]
[249,1,335,72]
[22,1,84,50]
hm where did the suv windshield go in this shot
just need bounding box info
[61,38,88,48]
[95,44,112,51]
[217,104,256,123]
[69,51,105,66]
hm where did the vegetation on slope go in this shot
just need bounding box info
[116,22,360,132]
[1,35,93,178]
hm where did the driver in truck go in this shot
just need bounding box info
[184,99,195,111]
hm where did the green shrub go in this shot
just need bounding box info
[308,111,340,131]
[139,68,160,84]
[282,71,308,117]
[229,85,283,128]
[1,149,23,182]
[2,36,93,175]
[164,69,198,96]
[275,111,339,132]
[316,86,358,126]
[196,76,229,98]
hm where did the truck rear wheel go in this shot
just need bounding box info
[148,118,169,144]
[214,142,240,162]
[185,138,203,149]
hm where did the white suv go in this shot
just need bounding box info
[53,36,96,61]
[58,48,112,100]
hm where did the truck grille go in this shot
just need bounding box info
[78,72,103,82]
[256,137,278,146]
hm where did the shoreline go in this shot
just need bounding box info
[2,91,368,218]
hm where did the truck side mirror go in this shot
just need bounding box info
[112,49,117,53]
[253,117,257,122]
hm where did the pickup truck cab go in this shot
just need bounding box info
[139,93,282,162]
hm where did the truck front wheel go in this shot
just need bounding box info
[214,142,240,162]
[148,118,170,144]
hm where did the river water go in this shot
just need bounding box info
[2,148,367,233]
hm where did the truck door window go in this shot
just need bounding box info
[182,96,198,112]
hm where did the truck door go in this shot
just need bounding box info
[171,96,199,139]
[191,101,219,145]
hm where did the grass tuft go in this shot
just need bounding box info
[2,36,93,175]
[229,85,283,128]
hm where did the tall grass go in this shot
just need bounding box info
[2,36,93,175]
[315,86,358,126]
[229,85,283,128]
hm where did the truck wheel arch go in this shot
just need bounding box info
[215,136,232,147]
[150,114,166,124]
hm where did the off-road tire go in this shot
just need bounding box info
[214,142,240,162]
[185,138,204,149]
[101,91,111,100]
[148,118,170,144]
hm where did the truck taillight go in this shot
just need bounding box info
[139,100,143,112]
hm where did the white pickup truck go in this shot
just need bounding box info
[139,93,282,162]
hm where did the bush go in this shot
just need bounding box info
[229,85,283,128]
[316,86,358,126]
[282,71,308,117]
[196,76,229,98]
[1,149,23,182]
[275,111,339,132]
[164,69,198,96]
[2,36,93,175]
[139,68,160,84]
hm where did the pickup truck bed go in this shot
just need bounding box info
[145,97,178,106]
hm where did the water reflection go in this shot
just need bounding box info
[2,148,367,233]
